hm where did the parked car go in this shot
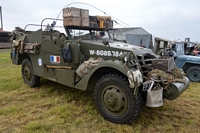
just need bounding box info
[154,38,200,82]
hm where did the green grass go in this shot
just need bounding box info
[0,51,200,133]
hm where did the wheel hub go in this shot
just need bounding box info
[190,71,200,81]
[103,87,125,112]
[106,97,116,106]
[191,71,199,78]
[24,66,31,81]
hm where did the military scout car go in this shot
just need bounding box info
[10,7,190,124]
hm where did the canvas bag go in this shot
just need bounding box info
[60,45,73,63]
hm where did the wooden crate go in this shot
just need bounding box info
[63,7,81,17]
[63,8,89,18]
[82,18,89,27]
[152,57,175,72]
[63,17,89,27]
[63,17,81,26]
[81,9,89,18]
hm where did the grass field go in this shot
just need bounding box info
[0,51,200,133]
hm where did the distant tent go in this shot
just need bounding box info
[110,27,153,50]
[0,31,11,48]
[0,31,10,41]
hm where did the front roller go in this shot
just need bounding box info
[163,76,190,100]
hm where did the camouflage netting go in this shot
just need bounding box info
[10,27,26,54]
[147,66,185,89]
[169,66,185,79]
[76,57,104,78]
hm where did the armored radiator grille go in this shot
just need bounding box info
[136,53,156,78]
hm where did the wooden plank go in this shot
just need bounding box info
[0,43,11,48]
[24,43,40,46]
[46,65,72,70]
[24,49,39,54]
[24,45,34,50]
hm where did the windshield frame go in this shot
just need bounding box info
[64,26,112,40]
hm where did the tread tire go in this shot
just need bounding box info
[186,66,200,82]
[94,73,142,124]
[21,58,40,87]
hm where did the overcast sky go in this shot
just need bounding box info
[1,0,200,42]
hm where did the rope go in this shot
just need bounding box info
[147,68,185,89]
[56,2,129,27]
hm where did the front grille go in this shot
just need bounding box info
[136,53,156,78]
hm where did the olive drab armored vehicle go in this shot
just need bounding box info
[10,7,190,124]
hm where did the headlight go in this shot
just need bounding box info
[119,52,127,61]
[119,52,133,62]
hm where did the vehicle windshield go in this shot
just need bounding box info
[67,28,110,40]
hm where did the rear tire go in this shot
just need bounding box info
[94,73,142,124]
[186,66,200,82]
[22,59,40,87]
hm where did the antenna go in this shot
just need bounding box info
[0,6,3,31]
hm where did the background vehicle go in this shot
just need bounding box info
[154,37,200,82]
[10,7,190,124]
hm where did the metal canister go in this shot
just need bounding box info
[163,76,190,100]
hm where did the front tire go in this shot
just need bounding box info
[94,73,142,124]
[186,66,200,82]
[22,58,40,87]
